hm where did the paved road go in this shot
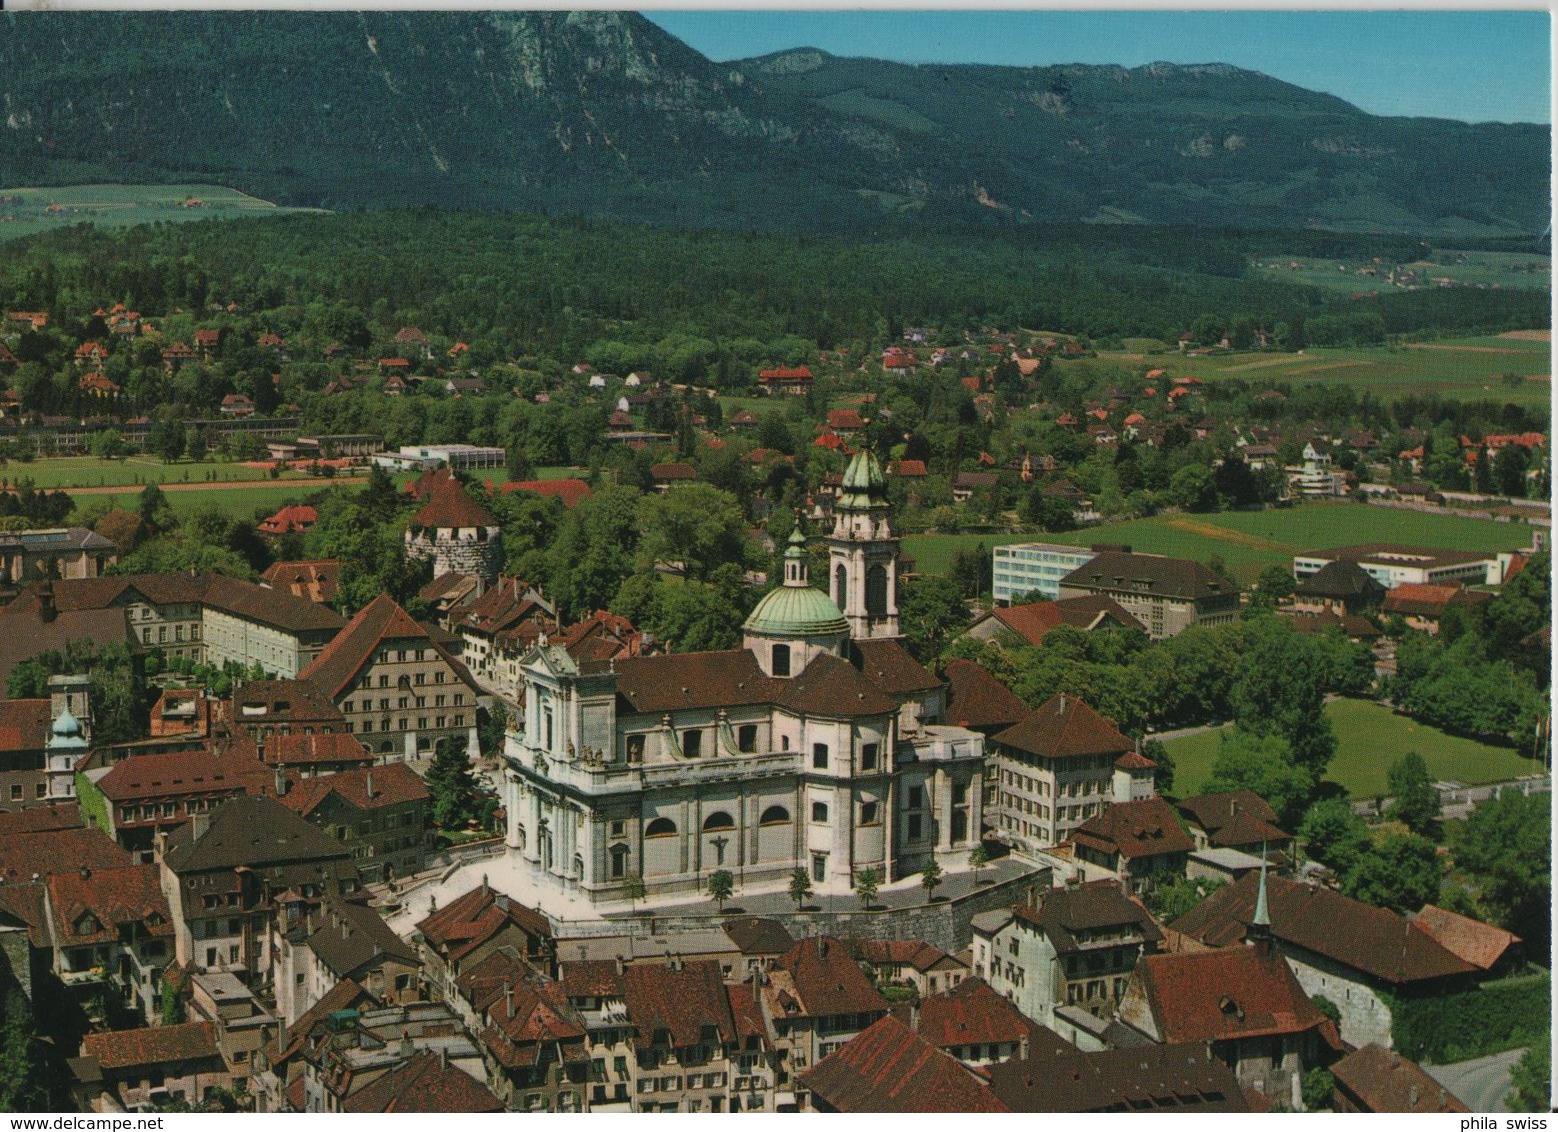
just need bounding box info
[1425,1048,1526,1113]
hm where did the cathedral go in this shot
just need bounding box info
[500,450,989,903]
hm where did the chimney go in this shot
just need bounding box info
[79,866,91,880]
[818,939,829,959]
[37,582,55,624]
[399,1029,413,1058]
[1409,1085,1419,1108]
[364,769,374,800]
[1058,693,1066,715]
[274,764,287,797]
[1019,1033,1030,1061]
[504,984,514,1017]
[614,956,625,976]
[440,1046,448,1070]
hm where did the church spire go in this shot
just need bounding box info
[1251,841,1273,958]
[827,449,900,639]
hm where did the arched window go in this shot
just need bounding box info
[811,802,829,823]
[644,817,677,838]
[759,805,790,826]
[866,564,888,618]
[771,643,791,677]
[834,564,848,611]
[702,811,735,832]
[609,843,630,879]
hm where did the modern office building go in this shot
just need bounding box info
[991,543,1101,604]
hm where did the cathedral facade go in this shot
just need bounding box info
[500,451,988,903]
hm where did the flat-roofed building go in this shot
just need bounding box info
[1291,543,1504,590]
[992,542,1099,604]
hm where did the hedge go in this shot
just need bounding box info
[1388,972,1551,1064]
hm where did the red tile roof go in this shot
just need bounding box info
[0,698,51,752]
[416,884,551,964]
[342,1050,504,1112]
[994,694,1134,760]
[775,936,888,1018]
[941,658,1029,732]
[892,459,928,477]
[260,560,342,605]
[80,1021,218,1071]
[500,478,593,509]
[45,863,172,947]
[1135,945,1333,1044]
[1071,798,1196,862]
[96,748,273,805]
[301,593,477,701]
[986,595,1145,646]
[1410,904,1520,971]
[986,1041,1249,1112]
[258,505,318,535]
[1331,1044,1469,1113]
[620,959,739,1050]
[410,478,498,530]
[649,461,696,482]
[1169,874,1476,985]
[0,828,133,884]
[0,803,81,835]
[758,366,813,382]
[280,761,428,817]
[827,408,868,431]
[800,1015,1007,1113]
[916,977,1039,1050]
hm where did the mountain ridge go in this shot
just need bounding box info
[0,11,1544,237]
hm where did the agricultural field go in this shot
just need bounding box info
[1091,329,1552,410]
[903,499,1537,583]
[0,183,322,242]
[1252,249,1551,296]
[1164,698,1542,800]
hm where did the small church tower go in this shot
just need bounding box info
[827,449,900,640]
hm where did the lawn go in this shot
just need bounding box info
[1164,698,1542,800]
[1091,330,1552,410]
[8,455,336,490]
[0,183,323,242]
[903,500,1536,583]
[158,483,359,518]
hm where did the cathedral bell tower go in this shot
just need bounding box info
[827,449,900,640]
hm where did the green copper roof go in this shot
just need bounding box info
[842,449,886,493]
[47,706,87,750]
[744,583,848,638]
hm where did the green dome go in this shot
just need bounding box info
[842,449,885,493]
[744,584,848,638]
[47,707,87,750]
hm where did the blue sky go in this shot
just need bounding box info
[644,10,1551,125]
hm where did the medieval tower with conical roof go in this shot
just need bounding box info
[827,449,900,640]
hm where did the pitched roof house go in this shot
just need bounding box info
[799,1014,1007,1113]
[1330,1044,1469,1113]
[1169,872,1478,1048]
[967,594,1145,646]
[985,1041,1250,1112]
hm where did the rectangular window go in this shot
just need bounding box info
[908,814,923,840]
[812,743,829,770]
[811,853,827,884]
[908,785,924,809]
[682,730,702,759]
[861,743,879,771]
[860,802,879,826]
[737,725,757,753]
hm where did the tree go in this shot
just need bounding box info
[898,574,968,663]
[788,867,814,911]
[1205,728,1318,830]
[1230,624,1336,776]
[968,844,989,886]
[1341,830,1440,913]
[161,976,185,1025]
[0,992,49,1111]
[854,866,880,910]
[137,482,174,535]
[920,858,944,902]
[635,483,747,583]
[1169,464,1219,512]
[706,869,735,913]
[1142,737,1174,794]
[91,428,127,461]
[1385,751,1440,837]
[1450,790,1551,953]
[1507,1035,1551,1112]
[1143,874,1224,922]
[424,736,481,829]
[620,871,647,916]
[1301,1068,1335,1113]
[1309,995,1342,1027]
[477,703,508,759]
[1299,797,1370,875]
[184,426,207,462]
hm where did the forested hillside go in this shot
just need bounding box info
[0,11,1546,236]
